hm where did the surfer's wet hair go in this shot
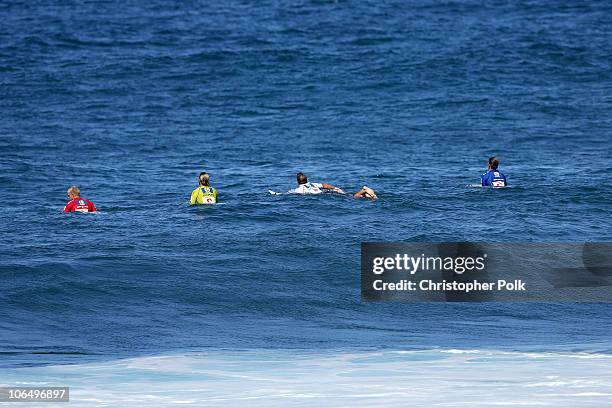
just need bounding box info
[488,156,496,166]
[67,186,80,196]
[199,172,210,186]
[491,158,500,170]
[296,172,308,185]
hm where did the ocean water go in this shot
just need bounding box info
[3,350,612,407]
[1,0,611,405]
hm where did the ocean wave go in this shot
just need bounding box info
[1,349,610,407]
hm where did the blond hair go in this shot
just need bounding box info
[198,172,210,186]
[67,186,80,195]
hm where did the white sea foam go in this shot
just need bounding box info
[1,349,611,407]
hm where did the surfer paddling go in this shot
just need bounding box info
[288,172,377,200]
[289,172,346,195]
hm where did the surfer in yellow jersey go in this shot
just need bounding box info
[190,172,218,205]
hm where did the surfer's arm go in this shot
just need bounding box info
[321,183,345,194]
[189,189,199,205]
[63,201,75,213]
[481,173,490,187]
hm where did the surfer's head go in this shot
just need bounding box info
[198,172,210,186]
[488,156,496,170]
[67,186,80,199]
[490,158,500,170]
[296,172,308,185]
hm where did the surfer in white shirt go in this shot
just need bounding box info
[289,172,378,200]
[290,172,345,194]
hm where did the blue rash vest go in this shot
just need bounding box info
[481,169,507,187]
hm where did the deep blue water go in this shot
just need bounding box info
[1,0,611,368]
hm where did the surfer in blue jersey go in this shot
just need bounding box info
[481,156,507,187]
